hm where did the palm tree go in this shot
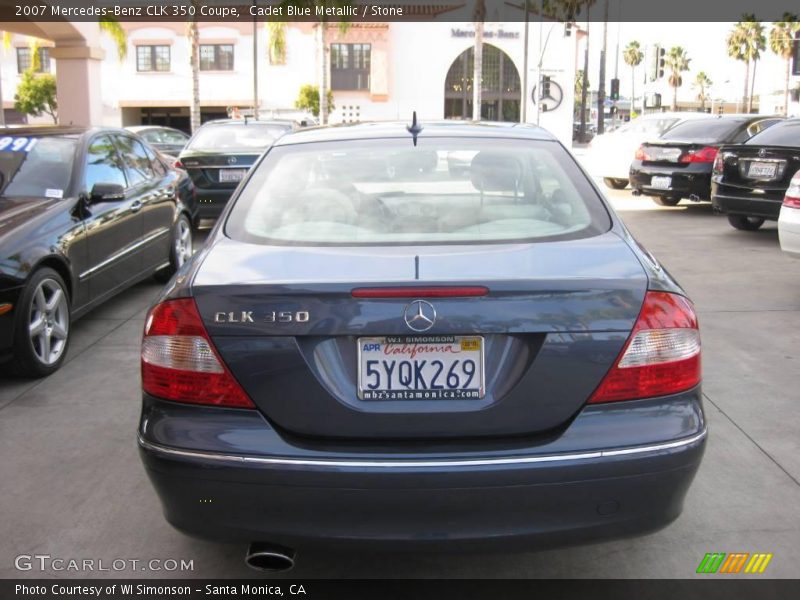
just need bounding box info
[472,0,486,120]
[187,1,201,133]
[769,14,800,116]
[281,2,351,125]
[267,22,287,65]
[98,17,128,61]
[694,72,713,111]
[727,16,766,113]
[0,31,10,127]
[665,46,691,111]
[623,41,643,114]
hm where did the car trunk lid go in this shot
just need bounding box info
[179,151,261,189]
[717,145,800,195]
[189,233,648,440]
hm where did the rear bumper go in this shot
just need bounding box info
[778,205,800,257]
[630,164,711,200]
[712,190,783,220]
[138,390,706,549]
[190,188,235,221]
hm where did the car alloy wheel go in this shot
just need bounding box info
[175,217,193,268]
[28,277,69,366]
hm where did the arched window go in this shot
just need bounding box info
[444,44,521,122]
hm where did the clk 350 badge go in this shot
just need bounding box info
[214,311,310,323]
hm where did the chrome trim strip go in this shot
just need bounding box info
[79,227,170,281]
[137,429,706,469]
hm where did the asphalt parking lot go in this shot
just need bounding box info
[1,186,799,579]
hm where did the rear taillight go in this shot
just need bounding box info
[588,291,701,404]
[141,298,254,408]
[680,146,718,164]
[783,170,800,209]
[173,159,184,169]
[712,152,724,174]
[634,145,648,161]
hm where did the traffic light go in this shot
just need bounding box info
[649,45,666,81]
[541,75,551,99]
[610,78,620,101]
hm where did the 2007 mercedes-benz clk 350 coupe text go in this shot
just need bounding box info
[138,121,706,565]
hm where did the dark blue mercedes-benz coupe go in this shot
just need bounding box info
[138,120,705,570]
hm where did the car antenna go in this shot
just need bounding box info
[406,111,422,146]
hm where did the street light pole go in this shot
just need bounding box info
[536,0,543,126]
[597,0,609,135]
[522,1,529,122]
[252,1,259,119]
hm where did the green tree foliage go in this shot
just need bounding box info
[295,84,334,117]
[14,70,57,123]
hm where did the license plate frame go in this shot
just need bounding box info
[747,161,777,179]
[650,175,672,190]
[218,168,247,183]
[357,335,485,401]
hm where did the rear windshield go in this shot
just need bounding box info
[225,137,611,246]
[745,120,800,147]
[139,128,189,145]
[186,123,288,152]
[659,118,744,143]
[618,117,679,137]
[0,135,76,198]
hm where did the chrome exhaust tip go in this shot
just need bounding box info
[245,542,296,572]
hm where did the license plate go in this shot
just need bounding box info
[651,176,672,189]
[748,162,777,179]
[358,336,485,400]
[218,169,246,183]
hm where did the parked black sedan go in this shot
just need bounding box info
[176,119,295,224]
[711,119,800,230]
[630,115,782,206]
[0,126,195,377]
[126,126,190,158]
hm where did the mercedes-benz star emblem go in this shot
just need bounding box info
[758,148,767,158]
[228,156,238,164]
[403,300,436,332]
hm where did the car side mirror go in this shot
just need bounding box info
[89,183,125,203]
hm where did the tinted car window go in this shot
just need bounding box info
[85,135,127,191]
[143,145,167,178]
[744,120,800,146]
[226,138,611,245]
[116,135,155,186]
[0,135,76,198]
[620,117,679,136]
[186,123,289,151]
[660,118,747,143]
[141,129,189,145]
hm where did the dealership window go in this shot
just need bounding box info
[330,43,370,90]
[17,47,51,73]
[200,44,234,71]
[136,45,171,72]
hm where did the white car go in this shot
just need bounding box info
[581,112,711,189]
[778,169,800,258]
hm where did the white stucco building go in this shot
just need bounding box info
[1,15,580,145]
